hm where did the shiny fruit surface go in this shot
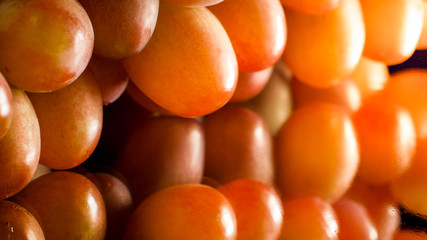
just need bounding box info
[275,102,359,202]
[123,2,238,117]
[204,105,274,184]
[209,0,286,72]
[352,95,416,185]
[28,69,103,170]
[0,0,94,92]
[0,72,12,140]
[12,171,106,240]
[0,200,45,240]
[279,197,339,240]
[123,184,237,240]
[116,116,204,205]
[350,57,389,99]
[333,199,378,240]
[78,0,159,59]
[0,88,40,199]
[360,0,424,65]
[90,173,133,240]
[218,179,284,240]
[283,0,365,88]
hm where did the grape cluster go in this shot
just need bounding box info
[0,0,427,239]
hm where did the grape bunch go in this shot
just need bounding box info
[0,0,427,239]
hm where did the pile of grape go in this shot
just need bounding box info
[0,0,427,239]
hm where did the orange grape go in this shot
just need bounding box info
[123,184,237,240]
[27,68,103,170]
[350,57,389,99]
[333,199,378,240]
[279,197,339,240]
[416,1,427,49]
[12,171,106,240]
[0,200,45,240]
[382,69,427,139]
[360,0,424,64]
[352,94,416,185]
[123,2,238,117]
[345,179,400,240]
[0,88,40,199]
[382,70,427,212]
[283,0,365,88]
[390,140,427,215]
[275,102,359,202]
[218,179,284,240]
[209,0,286,72]
[0,0,94,92]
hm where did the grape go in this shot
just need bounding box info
[78,0,159,59]
[123,184,237,240]
[0,200,44,240]
[360,0,424,65]
[384,70,427,213]
[283,0,365,88]
[209,0,286,72]
[88,173,133,240]
[416,1,427,49]
[350,57,389,99]
[383,69,427,139]
[204,105,274,184]
[87,55,129,105]
[333,199,378,240]
[218,179,284,240]
[115,115,204,205]
[0,87,40,199]
[11,171,106,240]
[244,70,293,136]
[353,94,416,185]
[278,197,339,240]
[275,102,359,202]
[0,0,94,92]
[123,1,238,117]
[27,68,103,170]
[230,67,274,103]
[345,178,400,240]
